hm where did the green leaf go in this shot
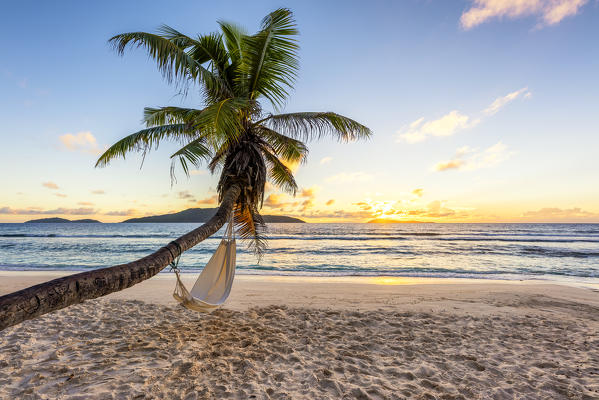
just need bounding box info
[169,138,212,180]
[143,106,205,127]
[256,127,308,164]
[257,112,372,142]
[95,124,194,167]
[240,8,299,109]
[108,31,223,93]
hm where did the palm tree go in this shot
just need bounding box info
[0,8,371,331]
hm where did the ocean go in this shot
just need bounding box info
[1,223,598,284]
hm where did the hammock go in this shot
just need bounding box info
[172,215,236,312]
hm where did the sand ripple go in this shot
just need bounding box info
[1,299,598,399]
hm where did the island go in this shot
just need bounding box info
[24,218,101,223]
[121,208,305,223]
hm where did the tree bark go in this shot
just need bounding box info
[0,185,241,332]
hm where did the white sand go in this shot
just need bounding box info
[1,272,598,399]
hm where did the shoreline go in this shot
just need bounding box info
[2,270,598,313]
[2,269,599,289]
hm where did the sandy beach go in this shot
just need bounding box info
[0,273,598,399]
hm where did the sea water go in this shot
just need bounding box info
[1,223,598,284]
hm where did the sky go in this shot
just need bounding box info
[1,0,598,223]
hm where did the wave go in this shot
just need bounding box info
[520,247,599,258]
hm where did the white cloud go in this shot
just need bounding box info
[398,88,531,143]
[460,0,587,30]
[59,131,102,154]
[320,157,333,165]
[326,172,374,183]
[433,141,514,172]
[483,87,531,116]
[398,111,475,143]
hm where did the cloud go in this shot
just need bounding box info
[177,191,195,201]
[460,0,587,30]
[433,142,514,172]
[326,172,373,183]
[59,131,103,154]
[398,111,475,143]
[483,87,531,116]
[300,187,318,198]
[78,201,94,206]
[523,207,599,221]
[264,194,286,208]
[320,157,333,165]
[0,207,96,215]
[433,159,466,172]
[55,193,68,198]
[91,190,105,195]
[190,169,207,176]
[42,181,59,190]
[412,188,424,198]
[398,89,530,143]
[326,199,335,206]
[196,195,218,205]
[104,209,137,216]
[262,186,320,213]
[298,187,319,212]
[423,201,456,218]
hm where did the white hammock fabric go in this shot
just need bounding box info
[173,216,236,312]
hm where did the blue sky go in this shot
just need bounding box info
[1,0,598,222]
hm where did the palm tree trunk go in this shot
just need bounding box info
[0,185,241,332]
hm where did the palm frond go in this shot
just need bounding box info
[233,203,268,259]
[194,97,253,147]
[262,149,298,195]
[257,112,372,142]
[95,124,194,167]
[108,31,223,93]
[240,8,299,108]
[207,141,231,173]
[188,33,229,75]
[169,138,212,180]
[156,25,200,51]
[218,21,246,65]
[256,126,308,164]
[143,106,205,127]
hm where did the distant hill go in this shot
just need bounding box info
[367,218,432,223]
[122,208,305,223]
[25,218,101,223]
